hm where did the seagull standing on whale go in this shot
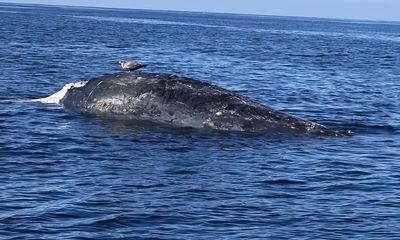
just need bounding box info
[118,60,147,71]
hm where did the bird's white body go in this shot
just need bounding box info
[118,60,147,71]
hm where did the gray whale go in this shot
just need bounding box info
[61,72,339,135]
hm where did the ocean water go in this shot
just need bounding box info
[1,3,400,239]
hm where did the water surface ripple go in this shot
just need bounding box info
[0,3,400,239]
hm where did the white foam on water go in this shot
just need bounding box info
[73,15,241,31]
[73,15,400,43]
[0,10,23,14]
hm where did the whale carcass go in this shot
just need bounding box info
[56,72,339,135]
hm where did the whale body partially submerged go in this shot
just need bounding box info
[49,72,339,135]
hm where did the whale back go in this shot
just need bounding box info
[61,72,338,135]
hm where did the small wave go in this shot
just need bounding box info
[0,10,22,14]
[164,168,198,175]
[72,15,252,33]
[328,123,398,135]
[105,44,131,49]
[73,15,227,29]
[72,15,400,43]
[0,98,54,104]
[258,178,307,185]
[255,29,400,42]
[164,146,193,152]
[342,170,371,177]
[0,98,34,104]
[0,5,35,9]
[257,192,297,199]
[128,183,166,189]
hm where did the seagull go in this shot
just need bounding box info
[118,60,147,71]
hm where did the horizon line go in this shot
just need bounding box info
[1,1,400,24]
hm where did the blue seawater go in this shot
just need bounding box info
[1,3,399,239]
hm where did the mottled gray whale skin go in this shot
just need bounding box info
[61,72,338,135]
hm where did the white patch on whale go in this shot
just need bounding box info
[30,81,87,104]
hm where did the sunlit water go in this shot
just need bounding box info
[0,3,399,239]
